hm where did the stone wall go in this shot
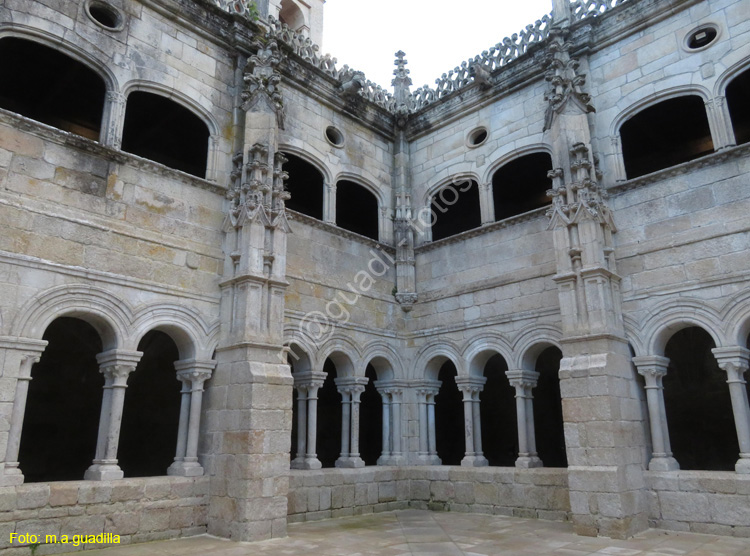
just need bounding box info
[287,467,571,523]
[646,471,750,537]
[0,476,208,554]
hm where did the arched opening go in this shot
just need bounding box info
[492,152,553,221]
[279,0,306,32]
[0,38,106,140]
[121,91,210,178]
[533,346,567,467]
[360,364,382,465]
[435,361,464,465]
[282,152,325,220]
[430,179,481,241]
[18,317,104,482]
[663,327,737,470]
[726,67,750,145]
[479,354,517,466]
[620,95,714,179]
[317,358,342,468]
[118,330,181,477]
[336,180,379,241]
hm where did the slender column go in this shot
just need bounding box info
[2,351,44,485]
[339,390,352,459]
[306,382,322,468]
[168,360,215,477]
[479,182,495,225]
[506,370,542,468]
[323,182,336,223]
[459,385,476,462]
[377,389,391,465]
[472,391,483,457]
[427,394,438,457]
[712,347,750,473]
[633,356,679,471]
[350,386,365,458]
[173,378,192,462]
[102,91,126,148]
[291,384,308,467]
[85,350,142,481]
[390,389,403,459]
[417,389,429,457]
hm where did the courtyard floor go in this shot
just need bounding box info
[63,510,750,556]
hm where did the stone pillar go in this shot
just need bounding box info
[413,381,441,465]
[377,388,392,465]
[323,182,336,223]
[427,392,438,460]
[456,377,488,467]
[390,389,404,460]
[705,97,734,150]
[102,90,126,148]
[168,360,215,476]
[85,349,142,481]
[291,384,309,468]
[335,378,367,468]
[632,356,679,471]
[417,389,429,458]
[0,340,47,486]
[506,370,543,468]
[712,347,750,474]
[479,182,495,225]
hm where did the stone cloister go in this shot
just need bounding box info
[1,0,750,551]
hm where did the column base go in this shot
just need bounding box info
[461,455,489,467]
[0,463,24,486]
[736,455,750,474]
[84,461,124,481]
[648,456,679,471]
[167,460,205,477]
[335,457,365,468]
[414,454,442,466]
[291,457,321,470]
[516,456,543,469]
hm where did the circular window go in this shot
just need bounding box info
[685,24,719,51]
[325,126,344,147]
[85,1,124,31]
[467,127,488,148]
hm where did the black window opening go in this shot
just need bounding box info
[726,67,750,146]
[430,180,481,242]
[117,330,181,477]
[492,153,553,221]
[479,354,518,466]
[434,360,464,465]
[282,152,324,220]
[18,317,104,482]
[121,91,209,178]
[336,180,379,241]
[620,96,714,179]
[533,346,568,468]
[0,38,106,141]
[663,327,738,471]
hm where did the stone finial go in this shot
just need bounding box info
[242,39,285,128]
[392,50,413,110]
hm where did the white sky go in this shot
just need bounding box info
[322,0,553,91]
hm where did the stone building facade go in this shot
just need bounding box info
[0,0,749,551]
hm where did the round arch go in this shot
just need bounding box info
[510,324,563,370]
[641,301,726,356]
[278,143,333,185]
[714,55,750,98]
[129,303,214,360]
[462,333,514,378]
[422,172,481,211]
[360,342,403,380]
[481,142,554,185]
[414,340,463,380]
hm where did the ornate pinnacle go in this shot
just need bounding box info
[392,50,412,109]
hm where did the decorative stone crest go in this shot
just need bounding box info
[242,39,285,128]
[338,69,366,99]
[542,29,595,132]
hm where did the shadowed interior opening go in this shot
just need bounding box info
[492,152,553,221]
[336,180,379,241]
[282,152,325,220]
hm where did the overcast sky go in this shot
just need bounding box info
[321,0,553,91]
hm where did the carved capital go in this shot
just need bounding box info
[633,355,670,387]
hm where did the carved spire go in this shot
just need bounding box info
[392,51,413,113]
[542,30,595,132]
[242,39,285,129]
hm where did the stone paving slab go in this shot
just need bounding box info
[55,510,750,556]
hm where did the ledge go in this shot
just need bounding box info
[288,210,396,255]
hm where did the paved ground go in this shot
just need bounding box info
[63,510,750,556]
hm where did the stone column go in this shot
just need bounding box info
[705,97,734,150]
[417,389,429,458]
[377,388,391,465]
[427,392,438,460]
[102,91,125,148]
[712,347,750,474]
[390,388,404,460]
[472,390,484,458]
[456,376,488,467]
[1,342,47,486]
[632,356,679,471]
[335,378,367,468]
[168,360,215,476]
[305,374,326,470]
[506,370,543,468]
[479,182,495,225]
[290,384,308,468]
[323,182,336,223]
[85,350,142,481]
